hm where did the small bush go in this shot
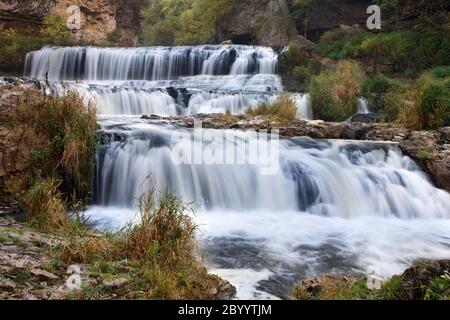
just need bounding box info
[40,14,70,41]
[315,28,372,59]
[424,272,450,300]
[396,75,450,130]
[309,60,365,121]
[363,75,395,95]
[425,66,450,79]
[246,94,298,121]
[278,43,310,74]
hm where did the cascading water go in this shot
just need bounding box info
[24,45,450,299]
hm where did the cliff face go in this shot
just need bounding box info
[216,0,291,46]
[216,0,373,46]
[301,0,372,41]
[0,0,142,46]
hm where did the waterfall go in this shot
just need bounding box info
[95,122,450,219]
[22,44,450,299]
[25,45,278,81]
[357,97,370,114]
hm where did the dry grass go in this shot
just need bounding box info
[246,94,298,122]
[14,90,97,199]
[58,183,219,300]
[25,178,68,233]
[309,60,365,121]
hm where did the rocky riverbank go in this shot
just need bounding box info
[294,260,450,300]
[142,113,450,193]
[0,217,236,300]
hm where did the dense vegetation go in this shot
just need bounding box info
[3,91,97,215]
[141,0,235,45]
[279,0,450,128]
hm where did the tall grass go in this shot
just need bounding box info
[16,91,97,198]
[58,183,217,300]
[245,94,298,122]
[25,178,68,232]
[309,60,365,121]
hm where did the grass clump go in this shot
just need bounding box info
[14,91,97,199]
[25,178,68,233]
[309,60,365,121]
[59,183,221,300]
[392,72,450,130]
[245,94,298,122]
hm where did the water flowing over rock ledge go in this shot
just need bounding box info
[141,113,450,193]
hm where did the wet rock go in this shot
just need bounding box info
[214,280,237,300]
[349,113,378,124]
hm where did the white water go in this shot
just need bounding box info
[357,97,370,114]
[24,45,450,299]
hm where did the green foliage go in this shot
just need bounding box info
[278,43,309,74]
[360,31,449,75]
[141,0,235,46]
[424,272,450,300]
[315,28,372,60]
[425,66,450,79]
[40,14,70,41]
[16,92,97,196]
[315,28,449,76]
[363,75,395,95]
[279,43,323,84]
[309,60,365,121]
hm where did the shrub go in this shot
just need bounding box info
[360,31,450,75]
[363,75,395,95]
[17,91,97,197]
[4,90,97,210]
[246,94,298,121]
[425,66,450,79]
[315,28,372,59]
[309,60,365,121]
[40,14,70,41]
[278,42,310,74]
[396,75,450,129]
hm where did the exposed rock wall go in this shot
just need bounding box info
[0,0,143,46]
[215,0,291,46]
[298,0,372,41]
[215,0,373,46]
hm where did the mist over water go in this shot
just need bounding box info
[25,45,450,299]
